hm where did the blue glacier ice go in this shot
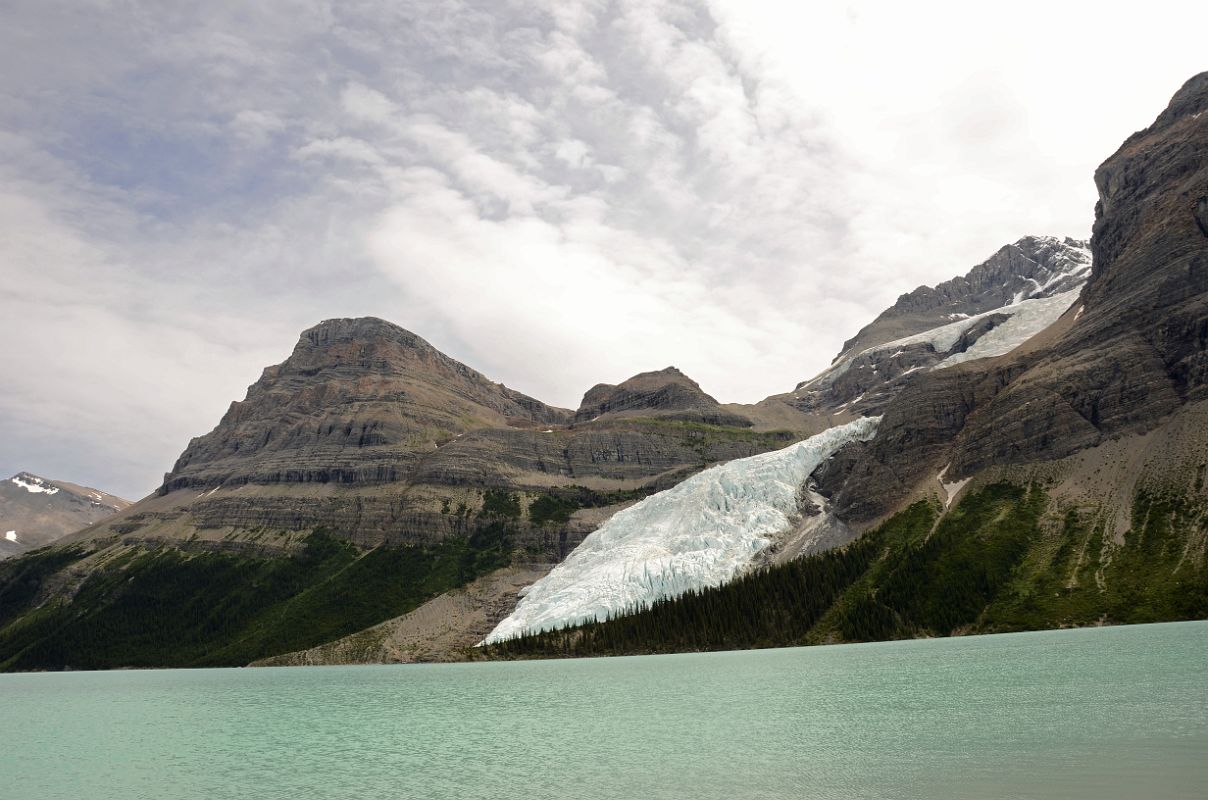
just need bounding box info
[483,416,881,644]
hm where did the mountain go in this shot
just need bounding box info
[476,237,1096,643]
[827,72,1208,525]
[489,72,1208,658]
[0,473,129,559]
[2,73,1205,670]
[0,320,818,670]
[74,317,813,559]
[782,235,1092,417]
[574,367,751,426]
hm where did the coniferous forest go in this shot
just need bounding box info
[485,483,1208,659]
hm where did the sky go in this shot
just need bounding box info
[1,1,1205,500]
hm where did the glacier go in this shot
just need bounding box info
[482,416,881,644]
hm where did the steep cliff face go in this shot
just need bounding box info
[828,72,1208,522]
[950,72,1208,477]
[0,473,129,558]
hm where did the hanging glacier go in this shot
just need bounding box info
[482,416,881,644]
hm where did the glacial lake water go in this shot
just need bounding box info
[2,621,1206,800]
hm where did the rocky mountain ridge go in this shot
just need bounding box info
[58,317,818,563]
[785,235,1092,417]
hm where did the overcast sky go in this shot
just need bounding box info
[1,1,1205,500]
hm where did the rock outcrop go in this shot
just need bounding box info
[574,367,751,427]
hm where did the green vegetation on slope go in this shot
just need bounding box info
[0,521,514,671]
[486,483,1208,659]
[525,486,651,527]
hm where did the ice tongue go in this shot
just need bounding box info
[482,416,881,644]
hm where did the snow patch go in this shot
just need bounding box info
[11,475,58,495]
[4,531,16,542]
[938,465,972,509]
[933,288,1081,370]
[482,417,882,644]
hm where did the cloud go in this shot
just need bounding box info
[2,0,1207,498]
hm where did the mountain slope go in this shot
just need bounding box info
[0,473,129,559]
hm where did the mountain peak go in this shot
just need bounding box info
[786,234,1092,414]
[299,317,435,351]
[574,366,743,424]
[837,234,1091,361]
[161,318,571,494]
[9,472,59,495]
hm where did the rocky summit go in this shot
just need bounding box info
[161,316,571,494]
[574,366,751,426]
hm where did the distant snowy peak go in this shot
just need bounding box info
[785,236,1091,416]
[837,234,1091,362]
[0,473,131,558]
[482,416,881,644]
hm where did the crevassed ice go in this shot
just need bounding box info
[482,416,881,644]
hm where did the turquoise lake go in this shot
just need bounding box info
[3,621,1206,799]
